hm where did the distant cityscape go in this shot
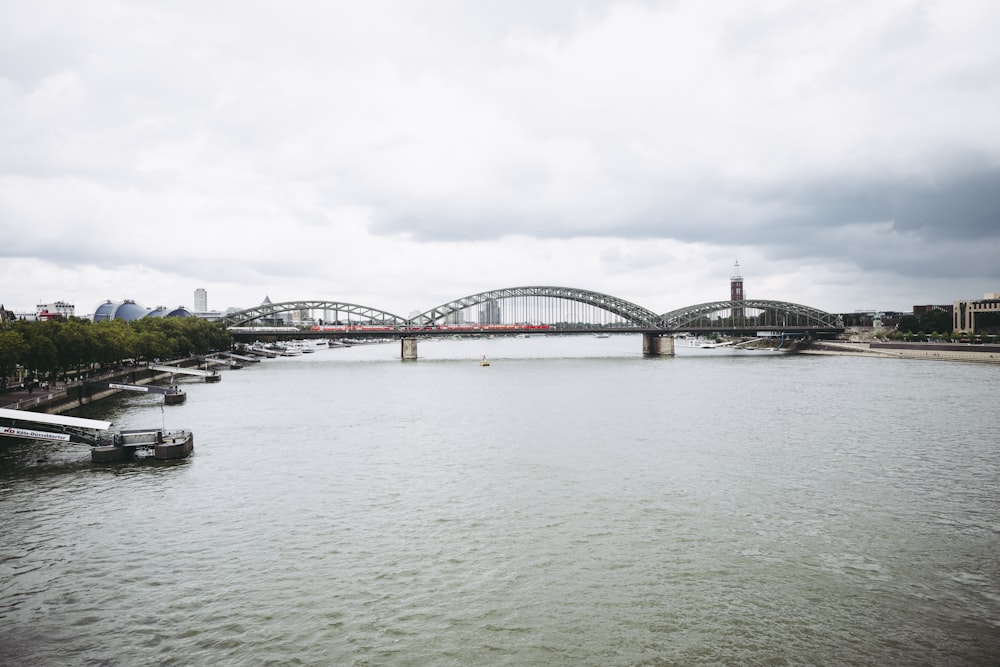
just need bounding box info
[3,282,1000,334]
[2,292,289,325]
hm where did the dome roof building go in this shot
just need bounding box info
[92,299,150,322]
[93,300,119,322]
[111,300,149,321]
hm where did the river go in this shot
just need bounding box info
[2,335,998,666]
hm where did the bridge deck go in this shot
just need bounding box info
[0,407,112,431]
[149,365,218,377]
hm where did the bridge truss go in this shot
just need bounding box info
[659,299,842,333]
[221,301,408,328]
[220,294,843,337]
[410,286,662,329]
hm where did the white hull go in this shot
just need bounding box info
[673,338,791,356]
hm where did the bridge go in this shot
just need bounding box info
[221,286,843,358]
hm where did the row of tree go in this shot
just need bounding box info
[894,310,955,336]
[883,330,998,343]
[0,317,231,391]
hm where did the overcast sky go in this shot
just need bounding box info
[2,0,998,318]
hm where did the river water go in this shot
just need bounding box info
[2,335,998,666]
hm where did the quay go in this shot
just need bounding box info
[2,357,222,415]
[799,340,1000,363]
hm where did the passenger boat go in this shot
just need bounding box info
[673,336,791,356]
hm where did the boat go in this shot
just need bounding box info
[593,333,611,339]
[673,336,791,356]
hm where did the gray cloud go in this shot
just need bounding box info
[2,1,999,314]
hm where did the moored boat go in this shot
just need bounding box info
[673,336,791,356]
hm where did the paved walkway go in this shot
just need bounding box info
[1,380,77,409]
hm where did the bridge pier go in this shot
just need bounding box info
[643,333,675,356]
[401,337,418,360]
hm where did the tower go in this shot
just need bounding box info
[194,288,207,313]
[730,261,744,319]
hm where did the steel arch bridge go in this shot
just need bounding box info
[410,286,662,328]
[219,290,842,337]
[659,299,842,333]
[221,300,408,328]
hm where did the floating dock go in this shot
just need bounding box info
[0,407,194,462]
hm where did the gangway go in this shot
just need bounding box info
[200,356,244,369]
[218,352,259,363]
[0,407,111,445]
[0,407,193,462]
[86,381,187,404]
[149,364,221,382]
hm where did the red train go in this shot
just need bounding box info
[309,324,551,333]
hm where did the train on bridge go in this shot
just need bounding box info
[227,324,555,335]
[311,324,553,334]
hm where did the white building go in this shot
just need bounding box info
[36,300,75,319]
[194,288,208,313]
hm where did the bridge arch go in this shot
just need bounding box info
[410,286,662,328]
[659,299,842,332]
[221,300,408,328]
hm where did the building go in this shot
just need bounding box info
[479,300,501,324]
[147,306,194,318]
[92,300,192,322]
[194,288,208,313]
[93,299,150,322]
[953,293,1000,334]
[913,304,953,317]
[36,300,75,319]
[730,261,744,319]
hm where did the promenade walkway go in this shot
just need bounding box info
[2,380,76,410]
[1,364,155,411]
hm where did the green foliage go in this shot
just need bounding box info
[0,329,27,390]
[0,317,232,382]
[898,310,953,339]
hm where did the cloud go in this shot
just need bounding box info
[1,0,999,316]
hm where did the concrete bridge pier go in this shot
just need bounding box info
[643,333,675,356]
[401,337,418,360]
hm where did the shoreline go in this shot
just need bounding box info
[1,358,208,415]
[799,341,1000,364]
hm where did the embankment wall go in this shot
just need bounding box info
[801,341,1000,363]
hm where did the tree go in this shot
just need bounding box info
[56,319,96,375]
[134,329,171,361]
[92,319,137,367]
[19,320,61,380]
[0,329,27,391]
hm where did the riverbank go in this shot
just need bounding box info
[800,340,1000,363]
[0,358,208,414]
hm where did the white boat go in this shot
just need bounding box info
[266,344,303,356]
[673,336,791,356]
